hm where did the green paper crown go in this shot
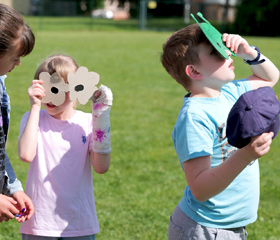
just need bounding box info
[191,12,236,59]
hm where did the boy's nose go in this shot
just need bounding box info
[226,50,232,57]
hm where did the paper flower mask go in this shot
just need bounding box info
[40,67,100,106]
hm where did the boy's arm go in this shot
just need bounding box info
[183,132,273,202]
[18,80,44,163]
[223,34,279,89]
[246,52,279,89]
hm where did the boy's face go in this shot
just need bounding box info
[0,47,21,76]
[197,43,235,85]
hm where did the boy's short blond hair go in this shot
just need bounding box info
[161,24,209,91]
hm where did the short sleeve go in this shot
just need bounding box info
[18,112,30,139]
[172,111,214,166]
[222,79,252,101]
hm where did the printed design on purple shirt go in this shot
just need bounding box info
[82,134,87,144]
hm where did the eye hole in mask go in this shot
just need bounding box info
[51,87,59,94]
[74,84,84,92]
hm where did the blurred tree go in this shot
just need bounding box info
[94,0,104,8]
[234,0,280,36]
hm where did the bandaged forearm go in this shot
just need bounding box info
[91,85,113,154]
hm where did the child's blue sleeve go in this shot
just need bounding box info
[172,111,214,168]
[223,79,252,99]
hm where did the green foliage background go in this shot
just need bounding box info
[0,17,280,239]
[235,0,280,36]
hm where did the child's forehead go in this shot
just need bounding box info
[14,39,26,58]
[197,42,214,54]
[197,41,226,61]
[197,43,225,63]
[3,45,20,59]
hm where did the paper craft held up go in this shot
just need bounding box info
[68,66,100,105]
[40,66,100,106]
[191,12,236,59]
[40,72,69,106]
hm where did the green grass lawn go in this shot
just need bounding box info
[0,17,280,240]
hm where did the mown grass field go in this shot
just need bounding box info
[0,17,280,240]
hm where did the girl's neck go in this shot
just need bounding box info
[49,106,76,121]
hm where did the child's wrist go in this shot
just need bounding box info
[91,85,112,154]
[92,102,111,154]
[243,46,266,65]
[30,103,41,112]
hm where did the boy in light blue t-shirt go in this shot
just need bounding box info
[161,18,279,240]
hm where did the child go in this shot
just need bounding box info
[0,3,35,222]
[161,15,279,240]
[18,54,112,240]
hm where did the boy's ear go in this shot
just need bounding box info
[185,65,202,79]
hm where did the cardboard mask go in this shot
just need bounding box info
[40,66,100,106]
[68,67,100,105]
[40,72,69,106]
[191,12,236,59]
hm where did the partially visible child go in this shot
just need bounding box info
[18,54,112,240]
[161,20,279,239]
[0,3,35,222]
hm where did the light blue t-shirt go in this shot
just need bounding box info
[172,80,259,229]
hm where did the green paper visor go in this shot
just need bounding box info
[191,12,236,59]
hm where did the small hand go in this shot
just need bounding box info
[92,85,113,106]
[28,80,45,106]
[222,33,256,60]
[12,191,34,223]
[0,194,18,222]
[242,132,274,163]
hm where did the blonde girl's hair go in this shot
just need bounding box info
[34,54,79,83]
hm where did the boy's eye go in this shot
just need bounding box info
[210,47,218,55]
[210,48,224,61]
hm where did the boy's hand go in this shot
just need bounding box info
[0,194,18,222]
[242,132,274,163]
[12,191,34,223]
[222,33,258,60]
[28,80,45,107]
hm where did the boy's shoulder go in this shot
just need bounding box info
[175,80,251,123]
[222,79,252,100]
